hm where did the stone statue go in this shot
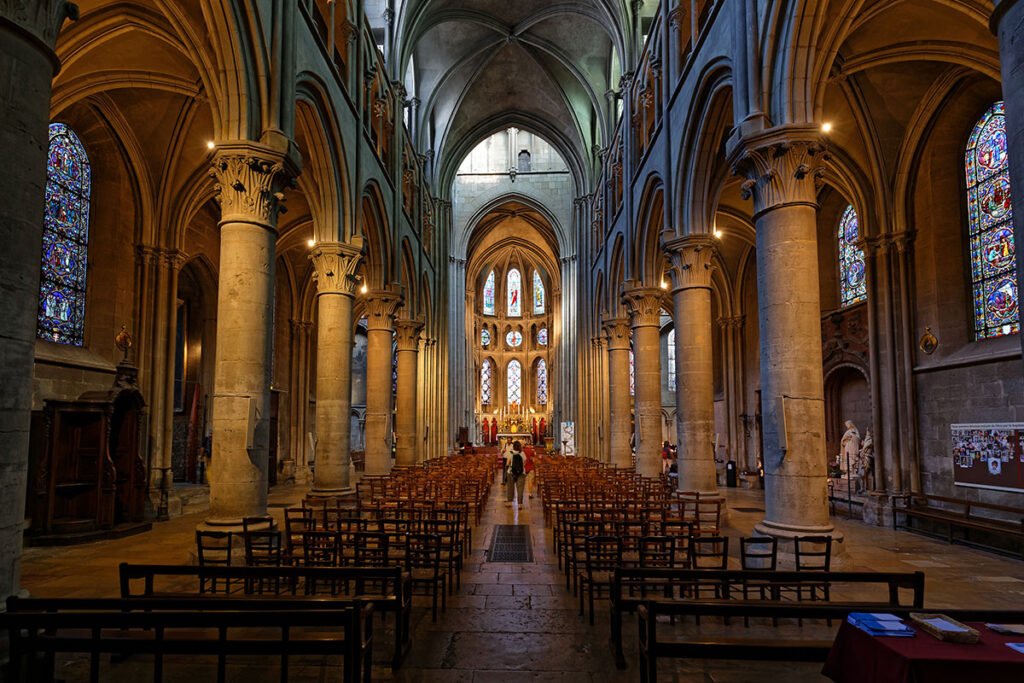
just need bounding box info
[839,420,861,476]
[857,429,874,493]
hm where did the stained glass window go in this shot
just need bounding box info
[536,359,548,405]
[507,268,522,316]
[838,205,867,307]
[538,327,548,346]
[481,328,490,347]
[533,270,545,314]
[481,359,493,404]
[507,360,522,405]
[391,340,398,397]
[38,123,91,346]
[667,329,676,393]
[966,101,1017,339]
[506,330,523,347]
[482,271,496,316]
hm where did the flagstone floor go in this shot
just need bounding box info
[17,482,1024,682]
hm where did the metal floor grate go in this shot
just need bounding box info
[487,524,534,563]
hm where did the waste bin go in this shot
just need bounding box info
[726,460,738,488]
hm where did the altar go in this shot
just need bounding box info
[479,404,549,447]
[496,432,534,444]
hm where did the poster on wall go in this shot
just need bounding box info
[950,423,1024,493]
[560,422,576,456]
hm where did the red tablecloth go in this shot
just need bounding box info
[823,620,1024,683]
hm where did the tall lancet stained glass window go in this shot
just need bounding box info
[483,271,496,316]
[966,102,1017,339]
[536,359,548,405]
[507,268,522,316]
[667,329,676,393]
[39,123,91,346]
[507,360,522,405]
[838,205,867,307]
[533,270,545,314]
[481,359,493,405]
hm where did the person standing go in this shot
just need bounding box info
[523,443,536,498]
[506,441,527,509]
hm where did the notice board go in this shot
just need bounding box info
[950,423,1024,493]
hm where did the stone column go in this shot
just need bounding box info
[603,317,633,469]
[664,235,720,495]
[309,242,362,496]
[394,317,424,466]
[288,319,313,480]
[0,1,77,604]
[728,129,839,544]
[621,283,665,477]
[206,146,296,528]
[991,1,1024,366]
[363,288,402,475]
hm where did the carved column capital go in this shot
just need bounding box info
[621,281,666,329]
[210,144,298,229]
[890,230,916,254]
[394,318,424,352]
[162,248,188,272]
[663,234,717,291]
[310,241,363,296]
[0,0,78,50]
[289,318,313,336]
[135,244,159,267]
[602,317,632,351]
[728,127,828,217]
[363,287,403,332]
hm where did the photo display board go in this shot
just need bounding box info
[950,423,1024,493]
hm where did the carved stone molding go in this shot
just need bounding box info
[363,288,403,332]
[289,319,313,336]
[210,146,297,228]
[0,0,78,49]
[663,234,717,291]
[728,127,828,217]
[602,317,632,351]
[163,249,188,272]
[717,315,746,330]
[394,318,425,352]
[310,241,362,296]
[621,282,666,329]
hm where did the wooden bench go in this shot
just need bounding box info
[636,600,1024,683]
[892,493,1024,558]
[1,595,373,683]
[610,568,925,668]
[119,562,411,669]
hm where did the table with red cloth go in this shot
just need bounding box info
[822,619,1024,683]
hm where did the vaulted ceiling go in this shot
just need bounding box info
[398,0,643,190]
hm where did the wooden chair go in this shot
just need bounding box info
[739,536,779,624]
[195,530,233,594]
[794,535,833,602]
[405,532,447,621]
[284,507,316,565]
[566,519,603,595]
[579,535,623,624]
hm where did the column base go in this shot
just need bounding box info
[199,515,275,533]
[754,518,847,560]
[304,487,358,509]
[861,492,894,527]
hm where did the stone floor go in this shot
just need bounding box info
[17,484,1024,682]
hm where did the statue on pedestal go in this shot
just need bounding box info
[857,429,874,494]
[839,420,861,479]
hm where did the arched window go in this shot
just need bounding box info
[38,123,91,346]
[481,359,493,405]
[533,270,545,314]
[482,270,496,316]
[629,348,635,397]
[518,149,531,173]
[507,268,522,316]
[667,329,676,393]
[966,101,1017,339]
[507,360,522,405]
[536,359,548,405]
[838,205,867,307]
[481,328,491,347]
[537,326,548,346]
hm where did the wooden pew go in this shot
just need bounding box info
[609,568,925,668]
[1,595,373,683]
[892,492,1024,558]
[119,562,411,669]
[636,600,1024,683]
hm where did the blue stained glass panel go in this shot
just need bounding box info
[483,271,496,316]
[536,359,548,405]
[966,102,1018,339]
[507,269,522,316]
[538,327,548,346]
[507,360,522,405]
[38,123,90,346]
[481,328,491,346]
[838,205,867,307]
[481,360,493,404]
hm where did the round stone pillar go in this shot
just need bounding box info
[309,242,362,495]
[0,1,77,603]
[728,129,839,545]
[206,148,296,527]
[394,317,424,466]
[664,235,720,495]
[363,288,403,475]
[602,317,633,469]
[621,283,665,478]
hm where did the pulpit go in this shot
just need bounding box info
[26,361,150,542]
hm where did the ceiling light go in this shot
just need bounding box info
[821,122,833,134]
[307,238,316,248]
[360,284,368,294]
[714,229,723,239]
[206,140,216,150]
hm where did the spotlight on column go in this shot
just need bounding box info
[821,122,833,134]
[206,140,216,150]
[714,229,723,239]
[360,284,368,294]
[307,238,316,248]
[660,280,668,290]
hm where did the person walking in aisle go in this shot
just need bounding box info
[505,440,527,509]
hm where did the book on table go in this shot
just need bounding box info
[847,613,916,637]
